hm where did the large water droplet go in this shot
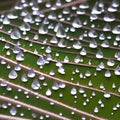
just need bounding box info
[101,40,109,48]
[46,89,52,96]
[107,58,115,66]
[58,66,65,74]
[38,22,48,34]
[3,16,10,25]
[104,12,115,22]
[91,2,103,14]
[14,63,21,71]
[27,68,35,78]
[31,79,40,90]
[16,51,24,61]
[10,106,17,116]
[58,39,67,48]
[89,39,97,48]
[56,23,66,38]
[63,7,70,14]
[10,28,21,40]
[104,92,111,98]
[21,73,28,82]
[73,41,82,49]
[37,56,45,66]
[103,23,111,31]
[112,25,120,34]
[8,70,18,79]
[24,14,33,23]
[105,70,111,77]
[88,29,98,38]
[71,87,77,95]
[72,17,82,28]
[59,82,66,88]
[96,49,103,59]
[50,37,58,44]
[80,48,87,56]
[52,82,59,90]
[19,22,31,31]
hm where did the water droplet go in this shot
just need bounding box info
[56,23,66,38]
[23,14,33,23]
[19,22,31,31]
[2,103,8,109]
[8,70,18,79]
[112,0,119,8]
[55,0,61,6]
[94,107,99,113]
[59,82,66,88]
[0,80,7,87]
[114,65,120,75]
[104,12,115,22]
[39,22,48,34]
[14,63,21,71]
[89,39,97,48]
[10,106,17,116]
[90,14,98,20]
[7,12,18,19]
[85,70,91,77]
[107,58,115,66]
[39,74,45,80]
[80,48,87,56]
[10,28,21,40]
[74,55,80,63]
[72,17,82,28]
[105,70,111,77]
[27,68,35,78]
[104,92,111,98]
[100,83,105,90]
[91,2,103,14]
[113,106,117,111]
[73,41,82,49]
[45,46,51,53]
[3,16,10,25]
[76,8,86,15]
[112,83,116,88]
[46,89,52,96]
[88,29,98,38]
[16,51,24,61]
[62,7,70,14]
[48,11,56,20]
[96,49,103,59]
[103,24,111,33]
[31,79,40,90]
[21,73,28,82]
[37,56,45,66]
[108,5,117,12]
[112,25,120,34]
[101,40,109,48]
[88,80,93,86]
[58,39,67,48]
[98,99,102,104]
[58,66,65,74]
[49,69,55,76]
[71,87,77,95]
[64,56,69,63]
[45,1,51,8]
[52,82,59,90]
[1,59,6,65]
[79,87,85,94]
